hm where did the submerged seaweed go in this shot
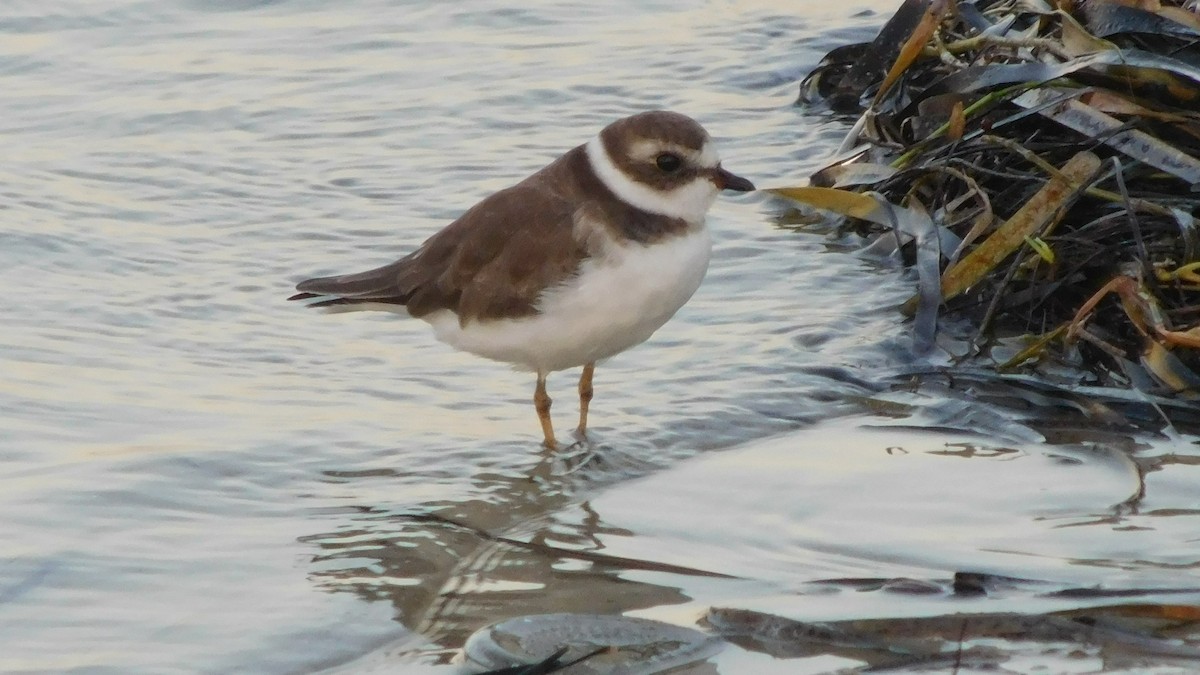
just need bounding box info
[782,0,1200,405]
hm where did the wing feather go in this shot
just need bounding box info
[289,168,589,323]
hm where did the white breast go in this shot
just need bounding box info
[424,228,712,373]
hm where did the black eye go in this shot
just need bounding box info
[655,153,683,173]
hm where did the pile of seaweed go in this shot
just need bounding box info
[780,0,1200,402]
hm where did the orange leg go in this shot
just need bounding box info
[534,373,556,448]
[576,362,595,437]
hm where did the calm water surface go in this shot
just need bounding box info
[3,1,1199,673]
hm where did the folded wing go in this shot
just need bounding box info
[289,184,588,324]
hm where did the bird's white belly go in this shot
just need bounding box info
[424,229,712,373]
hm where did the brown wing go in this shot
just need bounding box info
[289,183,588,324]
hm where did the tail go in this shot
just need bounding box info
[288,259,412,310]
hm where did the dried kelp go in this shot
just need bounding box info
[783,0,1200,401]
[706,602,1200,671]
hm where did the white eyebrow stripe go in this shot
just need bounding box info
[628,139,720,168]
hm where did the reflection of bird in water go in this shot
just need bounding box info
[301,505,722,672]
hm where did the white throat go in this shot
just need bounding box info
[585,136,719,224]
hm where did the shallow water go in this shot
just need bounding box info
[2,1,1199,673]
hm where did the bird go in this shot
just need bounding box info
[289,110,754,448]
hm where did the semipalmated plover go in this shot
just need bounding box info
[290,111,754,447]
